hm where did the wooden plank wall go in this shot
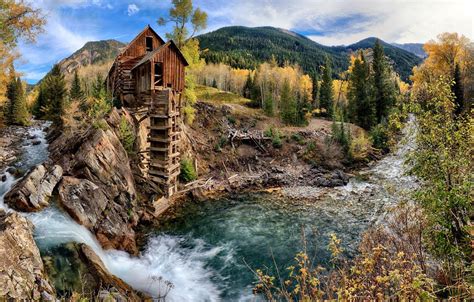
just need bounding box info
[122,27,164,58]
[152,45,186,92]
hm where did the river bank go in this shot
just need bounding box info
[0,111,414,300]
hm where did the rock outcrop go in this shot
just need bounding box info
[58,176,108,228]
[0,210,55,300]
[4,164,63,212]
[49,111,139,254]
[78,244,143,301]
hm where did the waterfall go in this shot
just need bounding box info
[0,123,221,301]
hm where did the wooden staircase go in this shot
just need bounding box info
[147,88,181,197]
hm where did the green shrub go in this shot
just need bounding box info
[370,123,389,152]
[291,133,305,145]
[87,96,112,120]
[119,116,135,154]
[214,136,228,152]
[227,115,236,125]
[350,130,371,161]
[265,127,282,148]
[92,119,108,130]
[180,158,197,182]
[272,135,282,148]
[331,120,352,159]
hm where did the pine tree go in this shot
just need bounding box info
[263,93,274,116]
[42,64,66,126]
[372,39,396,123]
[452,63,464,116]
[311,73,319,109]
[250,70,261,107]
[5,75,29,126]
[91,74,106,99]
[280,80,297,124]
[348,51,375,130]
[70,70,83,100]
[319,56,334,117]
[243,73,253,99]
[32,85,45,118]
[296,95,307,126]
[5,72,18,125]
[12,77,29,125]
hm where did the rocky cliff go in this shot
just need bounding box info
[4,108,141,255]
[48,108,139,254]
[0,210,55,300]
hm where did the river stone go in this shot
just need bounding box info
[0,210,55,300]
[98,288,128,302]
[4,164,63,212]
[58,176,108,228]
[78,244,143,301]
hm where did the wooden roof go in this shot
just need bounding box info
[131,40,189,70]
[118,25,165,57]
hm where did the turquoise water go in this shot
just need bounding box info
[155,192,375,300]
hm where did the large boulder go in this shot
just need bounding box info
[58,176,108,228]
[58,176,137,253]
[4,164,63,212]
[49,118,139,254]
[0,210,55,300]
[42,242,145,301]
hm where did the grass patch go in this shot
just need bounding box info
[195,85,251,106]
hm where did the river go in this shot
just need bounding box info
[0,118,415,301]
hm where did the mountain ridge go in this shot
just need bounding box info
[57,39,126,75]
[392,43,427,58]
[197,26,422,81]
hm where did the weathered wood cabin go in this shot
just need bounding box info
[106,25,188,197]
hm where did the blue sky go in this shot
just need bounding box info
[17,0,474,83]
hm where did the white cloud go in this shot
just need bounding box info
[16,1,99,81]
[202,0,474,45]
[127,4,140,16]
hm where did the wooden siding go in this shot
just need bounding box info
[150,44,186,92]
[134,62,151,94]
[121,27,164,58]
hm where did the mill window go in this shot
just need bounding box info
[146,37,153,52]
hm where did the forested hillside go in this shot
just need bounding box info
[347,38,423,80]
[197,26,348,77]
[197,26,422,81]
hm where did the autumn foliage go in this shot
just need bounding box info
[0,0,44,104]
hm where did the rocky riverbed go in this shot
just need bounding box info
[0,121,45,174]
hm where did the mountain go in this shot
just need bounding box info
[392,43,427,59]
[57,39,126,75]
[37,39,126,87]
[347,38,423,80]
[197,26,422,81]
[197,26,348,76]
